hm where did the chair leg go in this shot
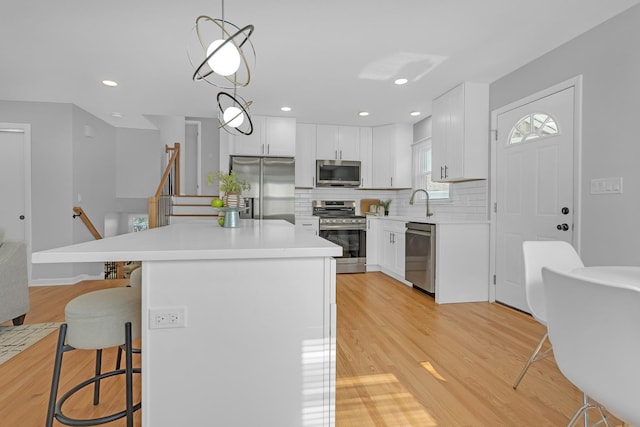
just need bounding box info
[567,394,611,427]
[125,322,134,427]
[93,349,103,405]
[513,331,550,389]
[46,324,67,427]
[12,314,26,326]
[116,345,123,370]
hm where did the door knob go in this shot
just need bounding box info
[561,207,570,215]
[19,215,25,220]
[557,223,569,231]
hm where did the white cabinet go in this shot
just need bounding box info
[432,82,488,182]
[365,216,380,271]
[231,116,296,157]
[316,125,360,161]
[295,124,316,188]
[371,124,412,189]
[380,219,406,279]
[359,127,373,189]
[434,222,489,304]
[295,216,319,236]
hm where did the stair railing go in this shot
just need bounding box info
[72,206,124,279]
[148,143,180,229]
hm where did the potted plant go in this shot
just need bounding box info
[214,171,251,207]
[380,199,391,216]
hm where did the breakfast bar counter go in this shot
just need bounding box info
[33,220,341,427]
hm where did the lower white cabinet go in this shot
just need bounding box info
[365,217,380,270]
[380,219,406,280]
[367,217,490,303]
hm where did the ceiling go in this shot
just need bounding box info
[1,0,638,129]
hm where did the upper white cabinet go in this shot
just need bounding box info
[432,82,488,182]
[316,125,360,161]
[371,124,412,189]
[295,123,316,188]
[231,116,296,157]
[359,127,373,188]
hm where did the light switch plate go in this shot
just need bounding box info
[590,177,623,194]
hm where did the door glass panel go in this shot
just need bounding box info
[509,113,558,145]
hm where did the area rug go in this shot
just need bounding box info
[0,322,61,365]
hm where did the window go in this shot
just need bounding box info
[509,113,558,144]
[412,138,449,200]
[130,215,148,233]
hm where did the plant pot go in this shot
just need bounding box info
[384,210,389,216]
[223,192,242,208]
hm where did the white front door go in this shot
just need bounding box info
[0,124,31,244]
[494,87,576,311]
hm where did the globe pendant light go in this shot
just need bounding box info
[206,39,241,77]
[190,0,255,135]
[189,0,255,89]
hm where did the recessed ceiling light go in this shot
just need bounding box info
[281,106,292,112]
[111,112,123,118]
[102,80,118,87]
[394,78,408,85]
[410,111,421,116]
[358,111,370,117]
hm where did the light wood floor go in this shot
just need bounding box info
[0,273,617,426]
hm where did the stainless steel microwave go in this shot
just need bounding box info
[316,160,361,187]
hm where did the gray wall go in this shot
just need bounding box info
[490,4,640,265]
[0,100,75,280]
[71,105,119,278]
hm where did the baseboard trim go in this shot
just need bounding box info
[29,273,104,287]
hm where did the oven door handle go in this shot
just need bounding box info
[320,225,366,231]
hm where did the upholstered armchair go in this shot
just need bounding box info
[0,229,30,325]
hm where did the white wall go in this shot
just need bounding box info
[71,105,118,278]
[115,127,161,198]
[145,114,186,192]
[490,4,640,265]
[0,100,75,280]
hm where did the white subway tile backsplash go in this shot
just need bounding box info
[295,180,488,220]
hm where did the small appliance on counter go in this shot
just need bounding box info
[313,200,366,273]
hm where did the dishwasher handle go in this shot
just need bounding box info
[406,228,432,238]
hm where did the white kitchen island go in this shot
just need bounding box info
[33,220,341,427]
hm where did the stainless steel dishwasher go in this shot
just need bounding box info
[405,222,435,294]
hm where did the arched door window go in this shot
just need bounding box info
[509,113,558,144]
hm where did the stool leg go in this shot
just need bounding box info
[125,322,134,427]
[46,324,67,427]
[116,345,123,370]
[93,349,103,405]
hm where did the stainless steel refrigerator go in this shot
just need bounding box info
[229,156,295,224]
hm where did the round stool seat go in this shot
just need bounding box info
[65,288,141,350]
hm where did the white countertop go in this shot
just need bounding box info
[32,220,342,263]
[365,214,489,224]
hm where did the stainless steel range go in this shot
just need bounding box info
[313,200,366,274]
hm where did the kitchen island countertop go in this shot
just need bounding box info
[32,219,341,263]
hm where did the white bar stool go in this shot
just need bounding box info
[46,287,142,427]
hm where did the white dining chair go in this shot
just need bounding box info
[542,266,640,426]
[513,241,584,389]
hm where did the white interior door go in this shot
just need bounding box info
[0,125,31,243]
[185,121,202,195]
[495,87,575,311]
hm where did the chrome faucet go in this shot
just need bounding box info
[409,189,433,217]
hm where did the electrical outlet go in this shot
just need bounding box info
[149,307,187,329]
